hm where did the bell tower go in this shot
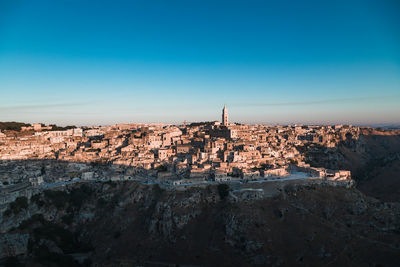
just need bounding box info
[222,105,228,126]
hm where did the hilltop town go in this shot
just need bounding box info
[0,106,358,203]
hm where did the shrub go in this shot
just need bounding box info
[106,180,117,187]
[113,231,121,239]
[32,244,80,267]
[97,197,107,208]
[31,194,45,207]
[217,184,230,200]
[69,184,93,209]
[3,256,23,267]
[153,184,164,197]
[61,214,74,225]
[156,165,168,172]
[33,224,78,254]
[9,196,29,214]
[18,214,46,230]
[43,185,93,210]
[3,209,12,217]
[48,124,77,131]
[43,190,69,209]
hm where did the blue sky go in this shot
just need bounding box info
[0,0,399,126]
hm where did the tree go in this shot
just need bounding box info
[9,196,29,214]
[156,165,168,172]
[217,184,230,200]
[0,121,31,131]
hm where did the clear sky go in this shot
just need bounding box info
[0,0,399,126]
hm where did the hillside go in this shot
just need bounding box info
[305,129,400,202]
[1,182,399,266]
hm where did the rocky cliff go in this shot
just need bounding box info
[305,129,400,202]
[1,181,399,266]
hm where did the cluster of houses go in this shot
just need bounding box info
[0,107,358,191]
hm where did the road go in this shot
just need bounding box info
[12,171,319,193]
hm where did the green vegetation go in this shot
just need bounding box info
[69,184,93,209]
[113,230,121,239]
[40,166,46,175]
[189,121,216,127]
[110,194,121,206]
[156,164,168,172]
[153,183,165,197]
[31,193,45,207]
[217,183,230,200]
[96,197,107,208]
[30,233,92,266]
[25,217,94,257]
[104,180,117,188]
[4,196,29,216]
[0,121,30,131]
[43,190,70,209]
[3,209,12,217]
[3,257,23,267]
[48,124,77,131]
[43,185,94,210]
[18,214,46,230]
[32,245,81,267]
[61,214,74,225]
[13,201,93,266]
[33,224,78,253]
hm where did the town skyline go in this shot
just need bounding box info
[2,103,400,128]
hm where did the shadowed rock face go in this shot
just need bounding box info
[304,131,400,202]
[1,182,400,266]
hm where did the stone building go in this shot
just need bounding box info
[222,105,229,126]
